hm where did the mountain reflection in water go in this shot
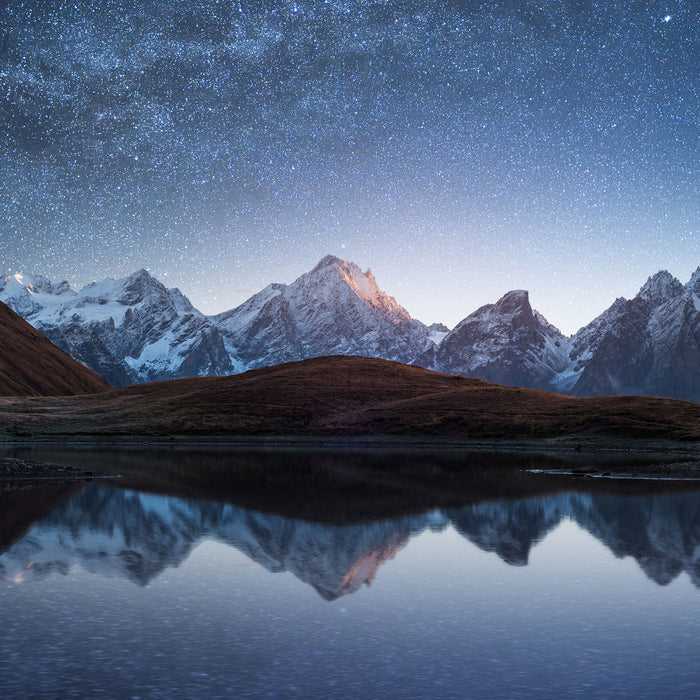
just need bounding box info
[2,483,700,596]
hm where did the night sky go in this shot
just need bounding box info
[1,0,697,334]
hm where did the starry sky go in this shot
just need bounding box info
[1,0,697,334]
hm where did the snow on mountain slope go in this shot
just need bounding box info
[569,270,700,400]
[688,269,700,312]
[416,268,699,401]
[0,273,76,319]
[1,260,698,401]
[427,322,450,344]
[415,289,572,391]
[0,270,232,387]
[213,255,434,369]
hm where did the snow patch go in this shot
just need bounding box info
[429,329,448,344]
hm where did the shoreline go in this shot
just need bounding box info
[527,460,700,481]
[1,439,700,486]
[0,457,116,491]
[0,433,699,456]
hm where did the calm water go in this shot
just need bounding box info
[2,448,700,698]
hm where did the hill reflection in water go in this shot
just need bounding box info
[2,481,700,596]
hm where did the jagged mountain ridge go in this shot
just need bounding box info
[2,484,699,594]
[415,289,572,391]
[1,260,698,401]
[565,270,700,400]
[213,254,433,369]
[0,271,233,386]
[416,269,700,401]
[0,257,433,387]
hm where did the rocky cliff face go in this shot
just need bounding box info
[568,270,700,400]
[213,255,433,369]
[415,290,571,391]
[0,271,233,387]
[418,268,700,401]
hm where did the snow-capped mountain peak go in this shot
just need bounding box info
[291,256,411,321]
[311,254,344,272]
[0,273,76,317]
[77,268,195,313]
[565,268,700,399]
[0,270,231,387]
[1,272,78,298]
[213,255,432,370]
[415,288,571,390]
[497,288,529,305]
[638,270,684,306]
[686,267,700,296]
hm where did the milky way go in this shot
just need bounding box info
[1,0,697,333]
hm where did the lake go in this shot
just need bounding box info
[1,446,700,698]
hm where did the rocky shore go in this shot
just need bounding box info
[0,457,112,491]
[529,461,700,480]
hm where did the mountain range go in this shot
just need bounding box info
[2,256,698,401]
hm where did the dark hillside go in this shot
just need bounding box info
[0,300,110,396]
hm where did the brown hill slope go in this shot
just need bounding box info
[0,300,110,396]
[0,356,698,443]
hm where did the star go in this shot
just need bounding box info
[0,1,696,335]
